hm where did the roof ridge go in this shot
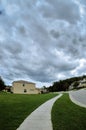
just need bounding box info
[12,80,35,84]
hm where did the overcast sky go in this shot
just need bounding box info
[0,0,86,87]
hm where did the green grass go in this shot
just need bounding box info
[52,94,86,130]
[0,93,57,130]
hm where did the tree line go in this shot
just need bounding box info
[47,75,86,92]
[0,76,12,92]
[0,75,86,92]
[0,76,5,91]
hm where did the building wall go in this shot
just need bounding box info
[79,82,86,88]
[12,82,40,94]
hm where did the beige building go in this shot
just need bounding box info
[11,80,40,94]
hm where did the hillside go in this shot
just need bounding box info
[48,75,86,92]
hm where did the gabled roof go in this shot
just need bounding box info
[12,80,35,85]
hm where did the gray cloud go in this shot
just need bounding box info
[79,0,86,5]
[50,30,60,39]
[38,0,81,24]
[0,0,86,87]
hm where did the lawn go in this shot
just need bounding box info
[0,92,57,130]
[52,94,86,130]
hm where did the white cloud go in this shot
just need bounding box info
[72,59,86,75]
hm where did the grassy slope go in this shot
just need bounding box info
[0,93,57,130]
[52,94,86,130]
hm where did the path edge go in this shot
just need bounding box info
[69,92,86,108]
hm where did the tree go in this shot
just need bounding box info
[0,76,5,91]
[73,81,79,89]
[48,75,86,92]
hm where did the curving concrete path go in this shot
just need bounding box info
[69,89,86,108]
[17,94,63,130]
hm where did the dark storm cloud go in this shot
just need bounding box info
[50,30,60,39]
[38,0,81,24]
[0,0,86,87]
[4,42,23,55]
[11,56,77,83]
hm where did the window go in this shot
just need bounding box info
[23,83,25,87]
[24,89,27,93]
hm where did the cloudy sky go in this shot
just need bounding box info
[0,0,86,87]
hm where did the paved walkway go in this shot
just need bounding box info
[69,89,86,108]
[17,94,62,130]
